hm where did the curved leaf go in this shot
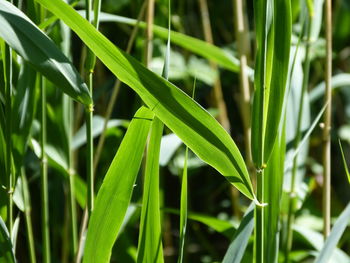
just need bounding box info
[35,0,255,200]
[315,203,350,263]
[0,1,91,105]
[83,106,154,263]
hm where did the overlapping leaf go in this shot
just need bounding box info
[0,1,91,105]
[34,0,255,200]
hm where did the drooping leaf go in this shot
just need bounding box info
[222,203,255,263]
[83,106,154,263]
[0,1,91,105]
[35,0,255,200]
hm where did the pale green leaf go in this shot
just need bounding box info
[83,106,154,263]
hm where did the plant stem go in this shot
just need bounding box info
[3,41,13,235]
[232,0,252,163]
[93,1,146,173]
[322,0,332,239]
[145,0,155,67]
[255,169,264,263]
[284,14,312,262]
[40,75,51,263]
[68,98,78,254]
[198,0,231,133]
[21,169,37,263]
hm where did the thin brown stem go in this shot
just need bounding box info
[322,0,332,239]
[198,0,231,133]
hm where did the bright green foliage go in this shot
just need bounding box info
[137,117,164,263]
[0,1,91,105]
[83,106,154,263]
[34,0,255,201]
[251,0,292,167]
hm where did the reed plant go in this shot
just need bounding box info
[0,0,349,262]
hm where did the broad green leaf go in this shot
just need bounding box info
[83,106,154,263]
[137,117,164,263]
[35,0,255,200]
[339,140,350,184]
[0,216,15,263]
[222,203,255,263]
[315,203,350,263]
[0,1,91,105]
[11,63,37,169]
[76,11,240,73]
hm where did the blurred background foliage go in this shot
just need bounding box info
[1,0,350,262]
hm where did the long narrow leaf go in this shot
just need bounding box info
[83,106,154,263]
[222,203,255,263]
[35,0,255,201]
[137,117,164,263]
[0,1,91,105]
[314,203,350,263]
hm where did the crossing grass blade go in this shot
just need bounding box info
[0,1,91,105]
[222,203,255,263]
[314,202,350,263]
[136,117,164,263]
[35,0,255,201]
[83,106,154,263]
[339,140,350,184]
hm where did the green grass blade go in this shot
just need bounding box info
[83,106,154,263]
[263,0,292,163]
[137,117,164,263]
[338,140,350,184]
[0,1,91,105]
[75,11,240,73]
[35,0,255,200]
[314,203,350,263]
[0,216,15,263]
[222,203,255,263]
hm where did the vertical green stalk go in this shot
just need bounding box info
[145,0,155,67]
[21,169,37,263]
[255,169,264,263]
[2,40,13,236]
[284,13,313,263]
[68,98,78,254]
[322,0,332,239]
[40,76,50,263]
